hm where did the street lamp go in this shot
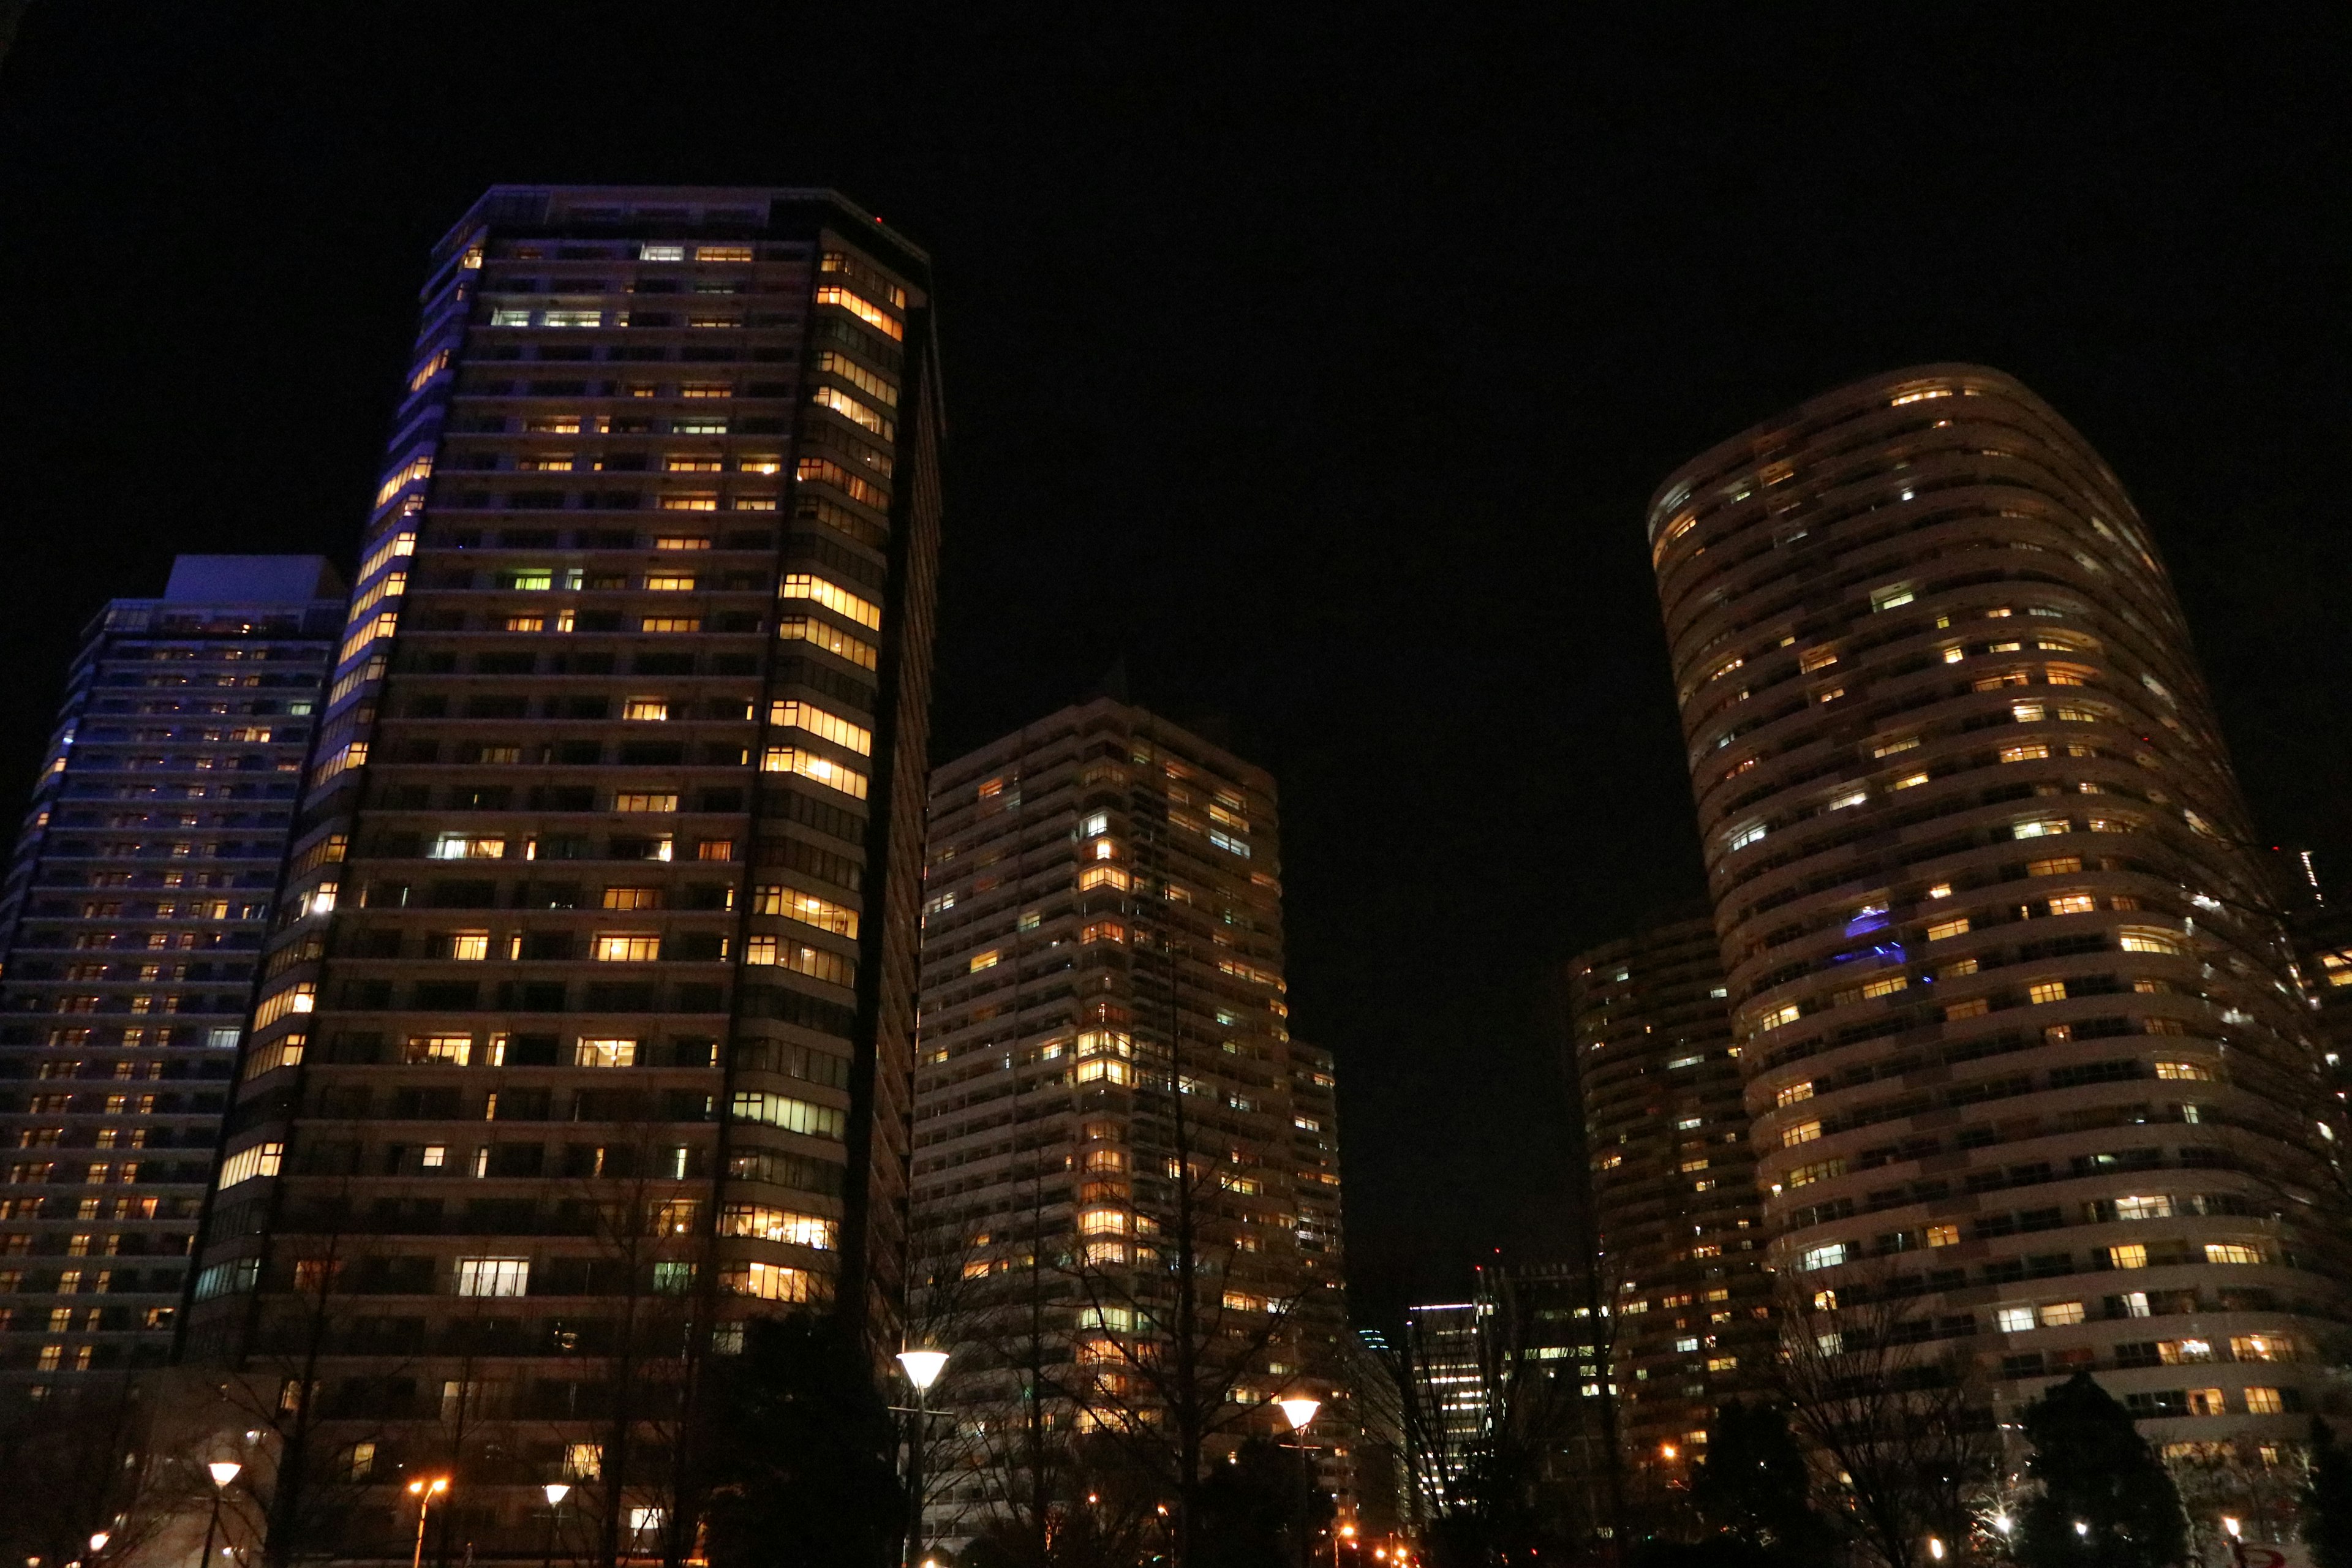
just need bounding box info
[896,1348,951,1568]
[1276,1398,1321,1568]
[1928,1540,1944,1562]
[2224,1516,2248,1568]
[541,1483,570,1568]
[198,1461,242,1568]
[406,1477,450,1568]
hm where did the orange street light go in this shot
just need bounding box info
[407,1477,451,1568]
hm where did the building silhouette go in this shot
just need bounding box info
[1565,913,1772,1477]
[1646,364,2350,1463]
[908,700,1352,1544]
[178,187,942,1559]
[0,556,343,1396]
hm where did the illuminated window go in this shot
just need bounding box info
[215,1142,285,1190]
[2233,1335,2293,1362]
[454,1258,530,1297]
[603,886,662,911]
[654,534,712,551]
[1944,997,1989,1021]
[970,951,1000,973]
[431,834,507,861]
[2119,929,2185,956]
[594,933,660,963]
[1926,918,1970,941]
[2185,1389,2226,1417]
[2204,1243,2261,1266]
[2108,1244,2149,1269]
[778,616,878,671]
[2048,894,2095,916]
[2040,1300,2085,1326]
[1728,824,1766,852]
[1775,1082,1813,1108]
[658,494,718,513]
[815,285,903,339]
[726,1261,812,1302]
[1782,1120,1822,1148]
[769,701,872,755]
[1079,865,1130,893]
[576,1038,639,1068]
[2000,743,2050,764]
[2115,1196,2173,1221]
[815,350,897,405]
[1891,772,1929,790]
[696,244,753,263]
[752,885,858,938]
[2243,1387,2285,1415]
[622,697,670,722]
[639,616,702,633]
[446,932,491,962]
[2013,819,2070,840]
[721,1205,837,1249]
[645,573,699,592]
[1860,975,1907,1000]
[1926,1225,1959,1248]
[1996,1306,2035,1333]
[613,793,679,814]
[2027,981,2067,1005]
[1760,1003,1800,1031]
[1872,736,1920,757]
[2153,1061,2212,1082]
[761,748,868,799]
[1800,1242,1848,1271]
[2027,856,2083,876]
[779,574,881,629]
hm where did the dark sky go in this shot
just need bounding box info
[2,7,2347,1325]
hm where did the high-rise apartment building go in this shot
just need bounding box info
[1647,364,2349,1464]
[1565,914,1771,1472]
[0,556,343,1396]
[179,187,941,1557]
[911,701,1350,1539]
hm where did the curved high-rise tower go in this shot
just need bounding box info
[1647,364,2348,1458]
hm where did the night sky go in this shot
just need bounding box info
[2,8,2346,1324]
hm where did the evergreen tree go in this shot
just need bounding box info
[1684,1401,1831,1566]
[2304,1419,2352,1568]
[2016,1373,2185,1568]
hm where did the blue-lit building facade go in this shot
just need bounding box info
[0,556,343,1398]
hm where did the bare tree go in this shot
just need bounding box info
[1770,1270,2000,1568]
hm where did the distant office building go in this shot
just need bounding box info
[911,700,1352,1538]
[1647,364,2350,1460]
[1401,1299,1484,1504]
[0,556,343,1397]
[178,187,942,1559]
[1343,1327,1411,1539]
[1565,914,1772,1471]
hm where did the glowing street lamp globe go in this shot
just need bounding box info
[897,1348,951,1392]
[545,1483,571,1506]
[208,1461,242,1489]
[1275,1396,1321,1433]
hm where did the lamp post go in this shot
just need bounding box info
[406,1477,449,1568]
[896,1348,951,1568]
[1276,1397,1321,1568]
[197,1461,241,1568]
[541,1483,570,1568]
[2223,1515,2248,1568]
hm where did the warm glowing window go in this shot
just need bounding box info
[1944,998,1990,1022]
[2233,1335,2293,1362]
[2108,1244,2149,1269]
[654,535,711,552]
[1872,736,1920,758]
[769,701,872,755]
[2013,819,2070,840]
[2204,1243,2261,1266]
[622,697,669,722]
[506,616,546,633]
[779,574,881,629]
[752,885,859,938]
[761,748,868,799]
[446,932,491,962]
[2027,856,2082,876]
[431,834,507,861]
[969,951,1000,973]
[1782,1120,1822,1148]
[1860,975,1907,1000]
[1925,1224,1959,1248]
[778,616,879,671]
[2000,743,2050,764]
[639,616,702,633]
[645,573,698,592]
[721,1204,837,1249]
[815,285,903,339]
[2244,1387,2285,1415]
[2027,980,2068,1005]
[576,1038,639,1068]
[613,793,679,815]
[2048,894,2096,916]
[2115,1196,2173,1221]
[215,1142,285,1190]
[1775,1082,1813,1108]
[1891,772,1929,790]
[1759,1003,1800,1031]
[660,494,719,513]
[594,933,661,963]
[2119,929,2185,956]
[1079,865,1130,893]
[815,350,897,405]
[2153,1061,2212,1082]
[696,244,753,263]
[1926,918,1970,941]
